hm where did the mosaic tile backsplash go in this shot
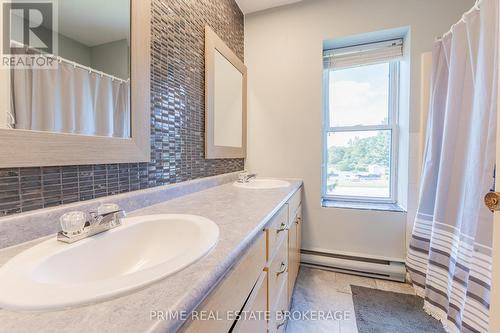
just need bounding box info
[0,0,245,217]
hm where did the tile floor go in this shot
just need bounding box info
[285,266,416,333]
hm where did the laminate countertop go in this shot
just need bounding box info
[0,179,302,333]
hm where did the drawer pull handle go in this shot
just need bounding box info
[276,262,287,276]
[277,222,289,233]
[296,217,302,225]
[277,311,287,329]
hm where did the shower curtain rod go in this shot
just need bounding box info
[436,0,482,41]
[9,40,130,84]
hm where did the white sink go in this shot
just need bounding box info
[233,178,290,189]
[0,214,219,311]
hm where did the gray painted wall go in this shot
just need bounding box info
[90,39,130,79]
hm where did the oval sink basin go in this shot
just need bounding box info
[233,178,290,189]
[0,214,219,311]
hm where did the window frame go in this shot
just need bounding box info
[322,61,400,204]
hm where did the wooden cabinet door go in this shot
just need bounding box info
[233,272,268,333]
[288,219,297,303]
[269,281,290,333]
[489,46,500,332]
[182,233,266,333]
[295,205,302,282]
[288,205,302,302]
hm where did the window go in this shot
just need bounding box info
[322,39,402,204]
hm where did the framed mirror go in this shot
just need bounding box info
[205,26,247,159]
[0,0,150,167]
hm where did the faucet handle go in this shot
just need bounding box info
[96,203,126,227]
[97,203,121,216]
[57,205,124,244]
[237,171,249,183]
[60,211,87,235]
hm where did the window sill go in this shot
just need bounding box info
[321,199,406,212]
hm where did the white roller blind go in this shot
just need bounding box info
[323,39,404,69]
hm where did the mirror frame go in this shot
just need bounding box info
[0,0,151,168]
[205,25,247,159]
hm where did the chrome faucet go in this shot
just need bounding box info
[57,204,126,244]
[237,171,257,183]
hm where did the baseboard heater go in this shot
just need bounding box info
[300,249,406,282]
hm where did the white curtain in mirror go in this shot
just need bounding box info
[10,62,130,138]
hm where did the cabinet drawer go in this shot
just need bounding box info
[267,235,288,311]
[266,205,288,260]
[288,187,302,220]
[269,279,289,333]
[232,272,268,333]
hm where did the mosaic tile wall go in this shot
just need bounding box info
[0,0,245,217]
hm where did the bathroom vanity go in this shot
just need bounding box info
[182,185,302,333]
[0,174,302,333]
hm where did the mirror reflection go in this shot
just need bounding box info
[213,50,243,148]
[1,0,131,138]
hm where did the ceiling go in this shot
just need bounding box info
[57,0,130,47]
[235,0,303,14]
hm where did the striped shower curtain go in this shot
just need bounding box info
[406,0,498,332]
